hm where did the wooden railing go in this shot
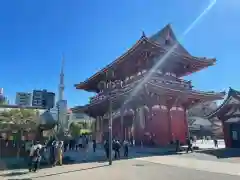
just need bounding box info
[89,70,192,103]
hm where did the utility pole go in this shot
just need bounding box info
[103,70,114,166]
[57,102,60,133]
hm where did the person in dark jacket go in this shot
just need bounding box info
[92,140,96,152]
[213,139,218,148]
[50,141,58,166]
[123,140,129,157]
[186,138,193,153]
[175,139,180,152]
[113,140,121,159]
[104,140,109,159]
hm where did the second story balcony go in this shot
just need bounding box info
[89,69,193,104]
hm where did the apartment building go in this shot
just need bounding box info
[15,92,32,106]
[32,89,55,109]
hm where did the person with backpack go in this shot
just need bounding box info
[32,146,41,172]
[113,140,121,159]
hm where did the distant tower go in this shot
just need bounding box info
[57,54,68,132]
[58,55,65,101]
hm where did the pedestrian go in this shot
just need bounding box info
[54,141,63,166]
[64,140,68,152]
[28,142,36,172]
[77,136,82,150]
[32,146,41,172]
[186,137,193,153]
[50,141,57,166]
[113,140,121,159]
[175,139,180,152]
[104,140,109,159]
[213,139,218,148]
[123,140,129,157]
[92,140,96,152]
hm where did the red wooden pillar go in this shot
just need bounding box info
[166,98,175,144]
[167,105,172,144]
[183,106,189,143]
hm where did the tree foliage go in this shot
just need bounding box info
[69,122,83,137]
[0,108,39,131]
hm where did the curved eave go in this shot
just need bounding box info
[147,81,225,99]
[86,83,225,112]
[206,88,240,119]
[71,106,86,113]
[145,37,216,67]
[75,34,216,91]
[74,35,149,91]
[178,62,215,77]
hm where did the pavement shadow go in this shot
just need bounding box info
[26,164,108,179]
[0,155,77,171]
[69,148,178,164]
[0,171,29,177]
[197,148,240,159]
[8,178,32,180]
[0,147,178,173]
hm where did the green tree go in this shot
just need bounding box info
[69,122,83,137]
[0,108,38,131]
[0,108,39,158]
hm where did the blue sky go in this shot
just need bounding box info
[0,0,239,107]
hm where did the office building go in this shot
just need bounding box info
[44,92,55,109]
[15,92,32,106]
[32,89,55,109]
[0,88,7,105]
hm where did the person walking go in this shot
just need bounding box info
[213,138,218,148]
[104,140,109,159]
[55,141,63,166]
[28,142,36,172]
[50,141,58,166]
[114,140,121,159]
[175,139,180,152]
[92,140,96,152]
[186,137,193,153]
[123,140,129,157]
[32,146,41,172]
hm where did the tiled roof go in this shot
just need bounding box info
[149,24,191,56]
[206,88,240,118]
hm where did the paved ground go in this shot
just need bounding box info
[194,139,225,149]
[2,140,239,180]
[2,158,240,180]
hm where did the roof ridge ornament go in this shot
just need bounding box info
[141,31,146,38]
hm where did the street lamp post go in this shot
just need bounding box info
[57,102,60,133]
[108,98,113,165]
[100,70,114,165]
